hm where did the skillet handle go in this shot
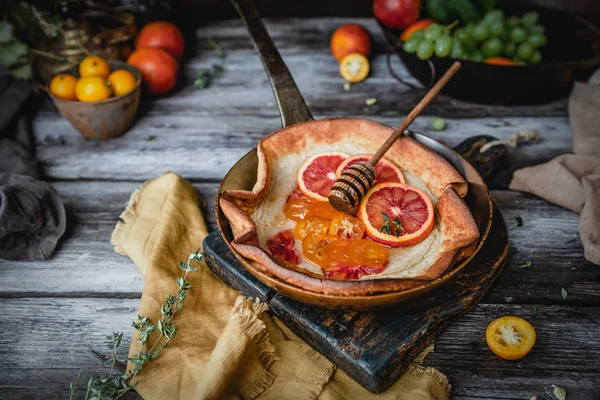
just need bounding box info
[231,0,313,127]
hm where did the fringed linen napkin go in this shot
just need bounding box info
[510,82,600,265]
[112,172,451,399]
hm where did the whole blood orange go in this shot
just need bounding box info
[297,152,349,201]
[135,21,185,60]
[330,24,371,62]
[359,182,434,247]
[127,48,178,95]
[374,0,421,30]
[336,154,405,185]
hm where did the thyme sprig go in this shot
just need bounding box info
[379,212,405,237]
[69,250,204,399]
[194,38,225,89]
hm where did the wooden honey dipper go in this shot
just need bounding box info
[328,61,462,212]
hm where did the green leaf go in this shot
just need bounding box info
[0,22,14,43]
[561,287,567,300]
[157,319,163,334]
[519,260,532,269]
[0,41,29,68]
[146,135,156,141]
[531,306,537,318]
[179,261,188,271]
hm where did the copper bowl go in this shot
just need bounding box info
[48,61,141,141]
[215,123,494,310]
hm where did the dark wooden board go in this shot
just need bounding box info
[203,204,507,393]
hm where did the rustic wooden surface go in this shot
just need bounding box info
[1,18,599,399]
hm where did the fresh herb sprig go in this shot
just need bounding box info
[194,38,225,89]
[379,212,405,237]
[69,250,204,399]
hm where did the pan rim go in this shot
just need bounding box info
[214,117,493,301]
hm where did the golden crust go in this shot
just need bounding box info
[220,118,479,296]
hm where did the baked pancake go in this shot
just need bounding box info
[220,118,479,296]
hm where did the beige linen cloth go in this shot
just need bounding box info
[111,172,450,400]
[510,82,600,265]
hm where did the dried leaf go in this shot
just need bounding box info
[365,97,377,106]
[515,215,524,227]
[519,260,532,269]
[552,385,566,400]
[561,287,567,300]
[531,306,537,318]
[344,82,351,91]
[529,397,537,400]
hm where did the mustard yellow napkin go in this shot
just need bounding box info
[510,82,600,265]
[112,172,451,400]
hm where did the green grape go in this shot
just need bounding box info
[465,23,476,36]
[411,30,426,41]
[506,16,521,27]
[431,117,446,131]
[503,42,516,57]
[514,59,527,66]
[521,11,539,27]
[529,24,545,34]
[434,36,453,57]
[417,41,435,60]
[527,33,547,48]
[517,42,534,60]
[510,27,527,43]
[529,50,542,64]
[403,38,421,53]
[489,20,505,37]
[483,9,505,24]
[470,50,484,62]
[482,37,503,58]
[451,40,465,59]
[424,24,443,41]
[454,28,469,42]
[473,23,490,42]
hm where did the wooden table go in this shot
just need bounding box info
[1,18,599,399]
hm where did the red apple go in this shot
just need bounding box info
[374,0,421,30]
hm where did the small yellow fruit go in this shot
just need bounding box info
[49,74,78,101]
[75,76,112,102]
[108,69,137,96]
[79,55,111,78]
[339,53,370,83]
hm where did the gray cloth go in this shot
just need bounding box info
[0,71,66,261]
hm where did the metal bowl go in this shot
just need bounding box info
[48,60,141,141]
[215,120,493,310]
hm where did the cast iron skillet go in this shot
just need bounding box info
[215,0,497,309]
[381,0,600,105]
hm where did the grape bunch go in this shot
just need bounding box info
[402,9,547,65]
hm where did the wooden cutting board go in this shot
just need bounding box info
[203,203,508,393]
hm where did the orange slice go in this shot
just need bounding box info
[358,182,435,247]
[486,316,536,360]
[297,152,349,201]
[339,53,370,83]
[336,154,405,185]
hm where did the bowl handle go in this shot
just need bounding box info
[231,0,313,128]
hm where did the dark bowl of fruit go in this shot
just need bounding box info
[376,0,600,105]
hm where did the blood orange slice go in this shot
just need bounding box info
[358,182,435,247]
[336,154,405,185]
[297,152,349,201]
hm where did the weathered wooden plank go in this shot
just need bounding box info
[0,299,597,399]
[33,113,570,186]
[0,182,595,305]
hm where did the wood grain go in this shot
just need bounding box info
[0,16,593,400]
[0,183,595,305]
[0,298,597,399]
